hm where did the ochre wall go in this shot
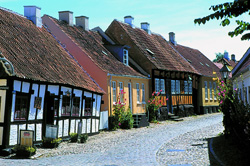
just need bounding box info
[199,77,219,106]
[108,75,149,115]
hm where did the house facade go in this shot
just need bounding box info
[169,32,221,114]
[232,48,250,103]
[105,16,201,116]
[0,6,103,150]
[42,12,149,126]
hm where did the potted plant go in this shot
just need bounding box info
[13,144,36,158]
[79,134,88,143]
[42,137,62,148]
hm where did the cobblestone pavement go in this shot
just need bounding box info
[0,113,223,166]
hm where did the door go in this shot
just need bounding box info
[128,83,132,112]
[46,95,59,125]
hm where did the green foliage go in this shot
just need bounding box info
[146,90,167,122]
[69,133,78,142]
[13,144,36,157]
[194,0,250,40]
[213,52,224,62]
[42,137,62,148]
[110,90,134,130]
[79,134,88,143]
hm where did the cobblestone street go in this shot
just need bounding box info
[0,113,223,166]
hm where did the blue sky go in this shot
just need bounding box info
[1,0,249,61]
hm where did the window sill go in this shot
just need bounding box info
[205,98,208,101]
[137,101,142,105]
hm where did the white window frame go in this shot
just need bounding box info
[112,81,116,103]
[119,82,123,103]
[155,78,160,93]
[142,83,145,103]
[136,83,140,103]
[204,81,208,100]
[123,49,129,66]
[160,79,165,94]
[209,81,213,100]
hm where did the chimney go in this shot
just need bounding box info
[75,16,89,31]
[124,16,134,28]
[59,11,73,26]
[231,54,236,62]
[169,32,177,46]
[224,51,229,61]
[24,6,42,28]
[141,22,151,35]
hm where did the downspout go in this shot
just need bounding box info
[107,73,112,130]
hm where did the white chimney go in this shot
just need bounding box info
[124,16,134,28]
[169,32,177,46]
[24,6,42,28]
[59,11,73,26]
[75,16,89,31]
[141,22,151,34]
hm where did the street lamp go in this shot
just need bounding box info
[219,63,231,82]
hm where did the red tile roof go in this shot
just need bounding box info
[106,20,199,74]
[0,8,103,93]
[172,44,221,78]
[46,16,145,78]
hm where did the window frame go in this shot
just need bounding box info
[123,49,129,66]
[204,81,208,100]
[160,79,165,94]
[61,95,71,116]
[84,97,92,116]
[112,81,116,103]
[119,82,124,103]
[136,83,140,103]
[155,78,160,93]
[14,93,30,121]
[72,96,80,116]
[142,83,145,103]
[209,81,213,100]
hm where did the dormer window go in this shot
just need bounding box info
[123,49,129,66]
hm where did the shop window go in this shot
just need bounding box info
[171,80,175,94]
[176,80,180,94]
[14,94,29,120]
[61,95,71,116]
[160,79,165,93]
[72,97,80,116]
[155,78,160,92]
[84,97,92,116]
[155,78,165,93]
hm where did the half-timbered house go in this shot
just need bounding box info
[0,6,103,150]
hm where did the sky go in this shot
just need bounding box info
[1,0,249,61]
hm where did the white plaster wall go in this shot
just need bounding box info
[0,127,3,145]
[92,119,95,133]
[70,119,75,133]
[96,95,101,117]
[96,119,99,132]
[82,119,86,133]
[9,125,17,145]
[37,84,46,119]
[58,120,63,137]
[87,119,91,133]
[29,84,39,120]
[36,123,42,141]
[63,119,69,136]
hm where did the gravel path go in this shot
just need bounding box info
[0,113,223,166]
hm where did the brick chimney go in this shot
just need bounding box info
[169,32,177,46]
[124,16,134,28]
[24,6,42,28]
[141,22,151,34]
[75,16,89,31]
[59,11,73,26]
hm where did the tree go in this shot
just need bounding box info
[213,52,224,62]
[194,0,250,40]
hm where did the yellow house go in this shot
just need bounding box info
[108,75,149,115]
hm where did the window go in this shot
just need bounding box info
[136,83,140,102]
[62,95,71,116]
[213,82,217,100]
[171,80,175,94]
[184,81,188,94]
[119,82,124,103]
[204,81,208,100]
[72,97,80,116]
[160,79,165,93]
[123,49,129,65]
[188,81,192,94]
[176,80,180,94]
[142,83,145,102]
[209,82,213,100]
[84,97,92,116]
[155,78,165,93]
[155,78,160,93]
[54,98,59,117]
[112,81,116,103]
[14,94,29,120]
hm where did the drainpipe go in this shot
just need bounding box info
[107,73,112,129]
